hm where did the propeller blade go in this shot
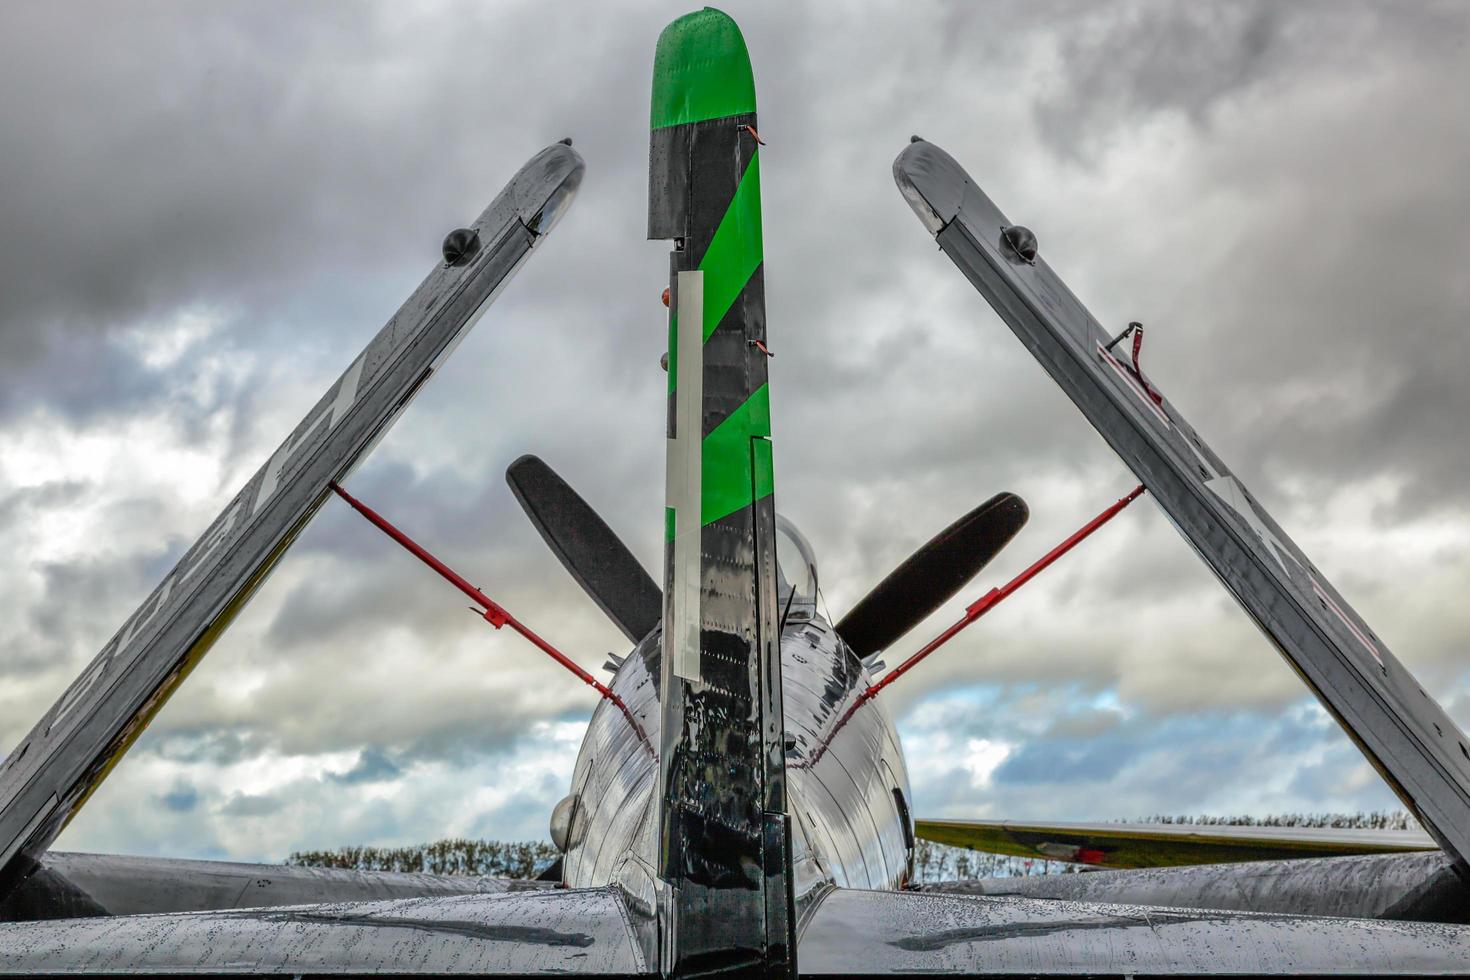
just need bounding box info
[506,455,662,644]
[836,492,1029,658]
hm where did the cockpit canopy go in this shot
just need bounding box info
[775,514,818,620]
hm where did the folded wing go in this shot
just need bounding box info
[893,137,1470,878]
[0,142,584,900]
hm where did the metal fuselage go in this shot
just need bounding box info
[562,607,913,918]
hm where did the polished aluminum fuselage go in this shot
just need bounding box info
[561,609,912,917]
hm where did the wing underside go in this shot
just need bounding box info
[0,143,584,899]
[892,137,1470,878]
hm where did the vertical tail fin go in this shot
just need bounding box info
[650,9,793,977]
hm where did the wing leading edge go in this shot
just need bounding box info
[0,142,584,899]
[893,137,1470,878]
[915,817,1437,869]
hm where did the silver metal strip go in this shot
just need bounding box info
[668,270,704,681]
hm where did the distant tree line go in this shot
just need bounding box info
[288,812,1420,882]
[286,837,558,878]
[913,841,1078,882]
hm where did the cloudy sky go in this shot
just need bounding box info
[2,0,1469,863]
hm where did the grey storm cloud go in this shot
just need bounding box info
[218,793,284,819]
[156,781,201,815]
[330,749,401,786]
[2,0,1469,861]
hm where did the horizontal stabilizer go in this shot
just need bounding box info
[0,888,648,974]
[0,142,584,898]
[505,455,661,644]
[0,851,552,920]
[894,137,1470,877]
[915,816,1437,869]
[798,886,1470,974]
[925,850,1469,923]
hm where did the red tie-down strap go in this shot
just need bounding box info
[1106,321,1164,407]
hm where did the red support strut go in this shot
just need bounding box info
[329,482,654,756]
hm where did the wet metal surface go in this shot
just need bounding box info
[0,851,551,920]
[651,67,789,968]
[0,888,647,974]
[928,849,1470,923]
[799,886,1470,974]
[562,610,912,930]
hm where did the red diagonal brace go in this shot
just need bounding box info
[329,481,654,756]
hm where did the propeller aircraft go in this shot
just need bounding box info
[1,8,1469,976]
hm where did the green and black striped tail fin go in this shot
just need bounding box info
[650,9,792,979]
